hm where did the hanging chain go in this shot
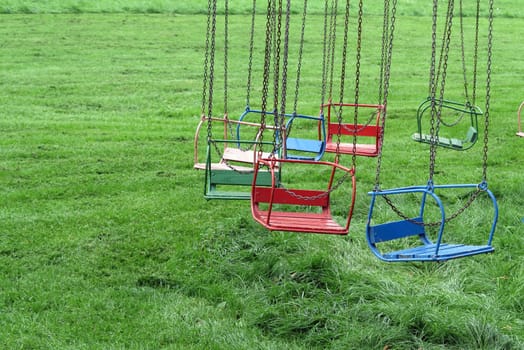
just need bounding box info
[258,0,275,156]
[458,0,471,104]
[201,0,212,117]
[378,0,389,105]
[472,0,480,105]
[269,0,283,155]
[223,0,229,116]
[275,0,291,155]
[350,0,364,168]
[205,0,217,144]
[245,0,257,108]
[427,0,440,184]
[320,0,329,109]
[328,0,338,101]
[373,0,396,190]
[334,0,350,163]
[380,0,491,226]
[429,0,454,183]
[293,0,307,115]
[280,0,290,118]
[483,0,493,183]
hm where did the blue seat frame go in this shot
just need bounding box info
[366,182,498,262]
[237,107,326,161]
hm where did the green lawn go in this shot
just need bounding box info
[0,1,523,349]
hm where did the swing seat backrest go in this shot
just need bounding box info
[368,217,425,244]
[253,187,329,209]
[323,102,384,157]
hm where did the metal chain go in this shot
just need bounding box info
[223,0,229,115]
[351,0,363,168]
[427,0,442,182]
[334,0,350,163]
[292,0,308,115]
[472,0,480,105]
[201,0,212,117]
[280,0,290,118]
[382,186,482,227]
[258,0,275,156]
[279,168,351,201]
[378,0,389,105]
[373,0,396,190]
[483,0,493,182]
[380,0,490,225]
[429,0,454,182]
[433,1,453,99]
[271,0,283,155]
[320,0,329,109]
[206,0,217,143]
[328,0,338,101]
[245,0,257,108]
[339,108,380,134]
[458,0,471,104]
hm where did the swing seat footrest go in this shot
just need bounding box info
[205,191,251,200]
[383,243,494,262]
[253,209,348,235]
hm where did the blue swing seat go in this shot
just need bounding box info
[366,183,498,262]
[237,108,326,161]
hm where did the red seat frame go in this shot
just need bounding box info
[251,157,356,235]
[322,102,384,157]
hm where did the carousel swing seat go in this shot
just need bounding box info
[251,157,355,235]
[366,183,498,262]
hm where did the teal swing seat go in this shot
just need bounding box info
[194,116,279,200]
[203,140,276,200]
[412,98,481,151]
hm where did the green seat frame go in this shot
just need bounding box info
[412,98,481,151]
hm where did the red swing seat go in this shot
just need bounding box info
[251,157,356,235]
[323,102,384,157]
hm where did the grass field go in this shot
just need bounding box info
[0,1,523,349]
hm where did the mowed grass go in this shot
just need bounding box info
[0,2,523,350]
